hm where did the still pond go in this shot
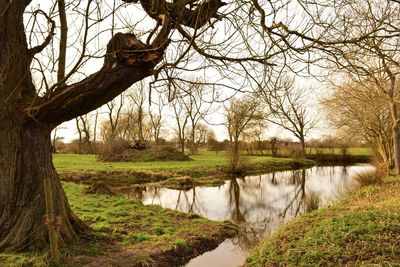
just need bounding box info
[122,164,374,267]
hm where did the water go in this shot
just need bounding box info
[121,164,374,267]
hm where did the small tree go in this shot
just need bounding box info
[170,95,190,153]
[225,95,264,173]
[128,81,147,142]
[75,114,93,154]
[260,76,316,155]
[104,94,125,141]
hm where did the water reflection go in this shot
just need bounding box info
[120,164,373,267]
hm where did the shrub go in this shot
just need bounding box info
[97,141,191,162]
[354,167,386,187]
[97,139,133,162]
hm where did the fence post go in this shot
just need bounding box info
[43,178,60,264]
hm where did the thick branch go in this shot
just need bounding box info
[24,33,168,126]
[124,0,226,29]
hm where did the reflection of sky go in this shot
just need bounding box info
[122,164,374,267]
[136,164,373,223]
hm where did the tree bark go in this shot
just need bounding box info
[190,125,196,155]
[391,102,400,174]
[0,118,86,251]
[300,135,306,156]
[229,140,240,173]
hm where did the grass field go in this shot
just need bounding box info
[245,175,400,266]
[53,150,311,174]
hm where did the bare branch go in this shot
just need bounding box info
[28,10,55,60]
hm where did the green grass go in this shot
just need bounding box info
[54,151,314,189]
[0,182,237,266]
[245,176,400,266]
[53,150,312,173]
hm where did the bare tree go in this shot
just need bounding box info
[313,0,400,172]
[103,94,125,141]
[171,95,190,153]
[181,81,213,155]
[128,81,147,142]
[149,94,165,147]
[51,125,66,153]
[92,109,99,152]
[260,76,316,155]
[194,123,212,146]
[247,123,268,155]
[225,95,264,173]
[75,114,93,154]
[323,78,394,169]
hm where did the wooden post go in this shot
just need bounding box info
[43,178,60,264]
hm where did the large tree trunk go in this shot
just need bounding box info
[0,0,223,253]
[0,118,86,251]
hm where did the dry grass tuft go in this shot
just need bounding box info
[353,166,386,187]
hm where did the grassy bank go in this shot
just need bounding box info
[54,151,312,173]
[54,152,314,188]
[245,176,400,266]
[0,182,237,267]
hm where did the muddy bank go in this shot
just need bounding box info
[59,170,172,185]
[136,222,237,267]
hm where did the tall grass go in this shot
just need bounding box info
[304,191,321,212]
[353,166,386,186]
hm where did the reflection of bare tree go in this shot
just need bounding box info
[333,165,354,200]
[228,178,268,250]
[133,186,145,200]
[228,178,246,223]
[227,177,278,251]
[181,186,197,213]
[175,190,182,210]
[279,168,307,218]
[122,185,147,200]
[341,166,349,179]
[151,187,160,204]
[271,173,278,185]
[232,221,272,251]
[191,187,196,212]
[171,185,211,216]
